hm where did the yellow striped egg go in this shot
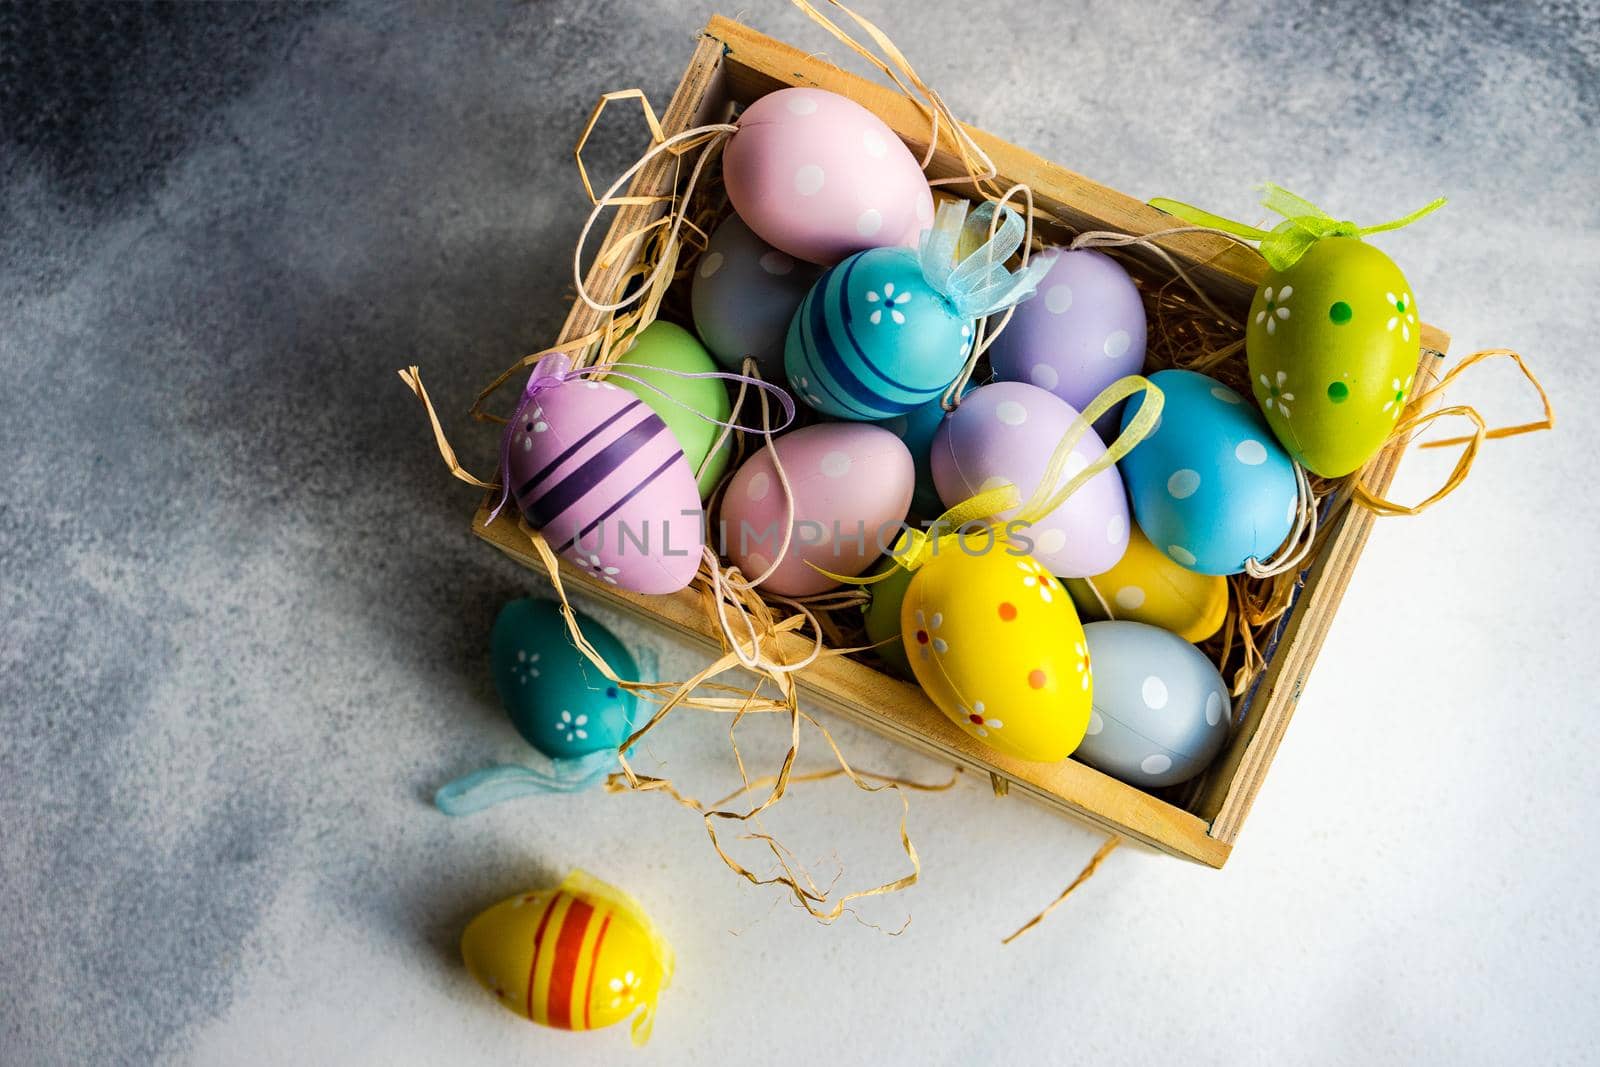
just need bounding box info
[460,870,672,1045]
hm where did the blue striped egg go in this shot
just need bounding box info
[507,378,704,594]
[783,246,974,421]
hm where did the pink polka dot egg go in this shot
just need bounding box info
[506,363,704,595]
[722,87,935,266]
[719,423,914,597]
[929,382,1131,579]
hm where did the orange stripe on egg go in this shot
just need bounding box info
[525,892,564,1024]
[545,896,595,1030]
[581,913,613,1030]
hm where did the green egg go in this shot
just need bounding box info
[611,320,733,498]
[1245,236,1421,478]
[861,561,915,679]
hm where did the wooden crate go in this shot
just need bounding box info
[472,16,1449,868]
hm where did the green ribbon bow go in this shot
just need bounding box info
[1148,183,1447,272]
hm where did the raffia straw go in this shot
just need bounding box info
[793,0,1000,196]
[1001,835,1122,944]
[397,366,499,489]
[515,522,934,922]
[1352,347,1553,516]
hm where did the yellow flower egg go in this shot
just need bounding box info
[901,539,1092,761]
[460,870,672,1045]
[1065,524,1228,643]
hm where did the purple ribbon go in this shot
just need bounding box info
[488,350,798,522]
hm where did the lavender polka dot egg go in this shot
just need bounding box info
[930,382,1130,579]
[507,372,704,595]
[988,249,1146,436]
[722,87,934,266]
[719,423,914,597]
[690,214,820,380]
[1118,369,1297,576]
[1077,620,1230,788]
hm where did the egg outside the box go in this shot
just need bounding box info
[610,320,732,500]
[721,86,934,266]
[785,246,975,421]
[719,423,914,598]
[1077,620,1231,788]
[1064,523,1228,643]
[690,214,821,382]
[461,873,669,1036]
[506,375,703,594]
[1247,236,1422,478]
[930,381,1130,579]
[1119,369,1298,577]
[901,540,1093,762]
[490,598,638,760]
[987,248,1147,439]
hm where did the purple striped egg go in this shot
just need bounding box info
[507,377,704,594]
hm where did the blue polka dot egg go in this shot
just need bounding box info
[490,598,639,760]
[784,245,974,420]
[1119,369,1298,576]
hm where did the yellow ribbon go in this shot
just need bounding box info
[807,376,1163,585]
[1149,183,1447,272]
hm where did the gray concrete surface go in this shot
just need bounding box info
[3,1,1597,1063]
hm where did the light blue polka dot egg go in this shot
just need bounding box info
[784,246,974,420]
[1119,369,1297,576]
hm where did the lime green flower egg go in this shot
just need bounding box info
[1245,236,1420,478]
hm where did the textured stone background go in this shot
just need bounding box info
[2,1,1596,1063]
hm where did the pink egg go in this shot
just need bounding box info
[507,378,704,594]
[930,381,1130,578]
[722,88,934,266]
[719,424,914,597]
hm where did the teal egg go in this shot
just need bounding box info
[784,246,974,420]
[874,383,973,517]
[490,598,640,760]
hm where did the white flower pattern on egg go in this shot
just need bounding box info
[608,970,640,1008]
[1256,285,1292,335]
[912,609,947,658]
[1017,559,1057,603]
[558,709,588,742]
[512,650,541,686]
[576,553,620,584]
[866,282,911,325]
[1385,291,1416,342]
[1383,373,1415,417]
[1258,370,1294,418]
[961,701,1003,737]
